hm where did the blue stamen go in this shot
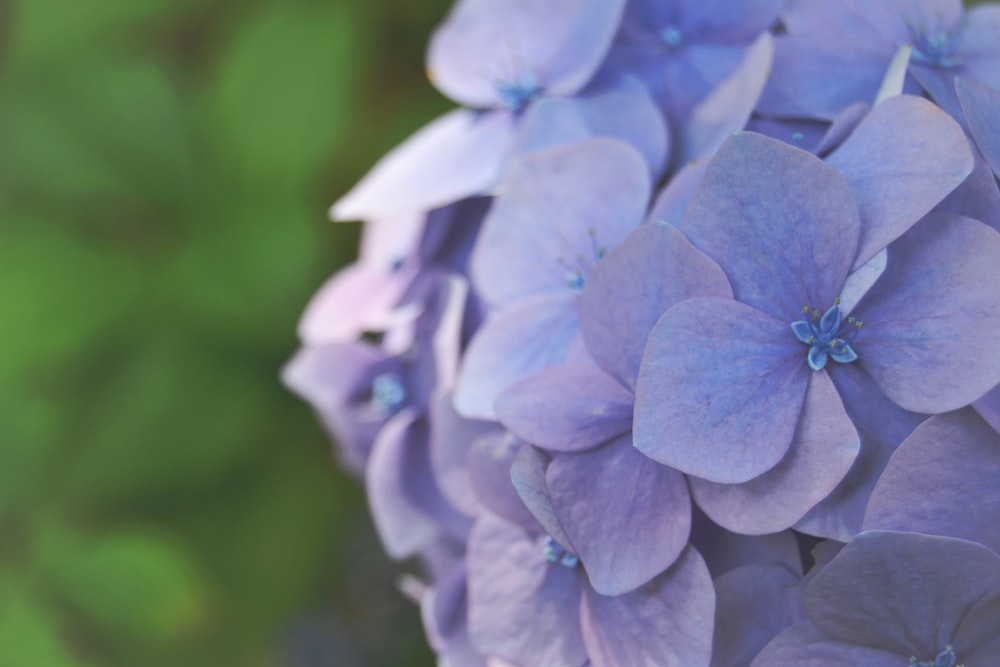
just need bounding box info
[497,72,542,112]
[791,303,859,371]
[555,228,607,291]
[907,19,963,68]
[661,25,683,49]
[542,536,579,568]
[910,645,962,667]
[371,373,406,414]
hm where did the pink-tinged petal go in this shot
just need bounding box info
[681,32,774,164]
[957,78,1000,180]
[852,213,1000,413]
[712,564,801,667]
[366,410,469,558]
[691,371,859,535]
[467,514,587,667]
[634,298,809,484]
[579,222,731,389]
[580,547,715,667]
[427,0,625,107]
[471,138,649,307]
[547,438,691,595]
[495,364,633,453]
[795,362,926,542]
[510,445,575,553]
[331,109,516,221]
[750,622,903,667]
[805,531,1000,656]
[680,132,859,317]
[429,390,499,517]
[454,294,580,419]
[863,409,1000,555]
[467,431,540,531]
[516,71,669,173]
[825,95,974,268]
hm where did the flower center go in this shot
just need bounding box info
[660,25,684,50]
[907,19,963,68]
[790,301,861,371]
[496,71,542,112]
[542,536,579,568]
[910,645,963,667]
[371,372,406,415]
[556,228,607,291]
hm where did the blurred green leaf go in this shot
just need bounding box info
[0,581,89,667]
[206,2,362,188]
[38,526,208,645]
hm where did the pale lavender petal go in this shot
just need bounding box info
[634,298,808,484]
[837,250,885,317]
[863,409,1000,554]
[750,622,903,667]
[712,564,801,667]
[427,0,625,107]
[510,445,575,553]
[691,371,859,534]
[957,77,1000,180]
[678,0,784,39]
[495,364,633,453]
[580,547,714,667]
[516,70,669,173]
[825,95,974,268]
[681,33,774,164]
[578,222,731,389]
[680,132,859,317]
[805,531,1000,656]
[546,438,691,595]
[467,514,587,667]
[331,109,516,221]
[454,294,579,419]
[852,213,1000,413]
[812,102,869,156]
[646,159,708,227]
[471,138,649,307]
[366,410,469,558]
[936,152,1000,233]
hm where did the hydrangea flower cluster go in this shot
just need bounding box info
[285,0,1000,664]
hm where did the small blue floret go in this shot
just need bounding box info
[908,20,963,68]
[661,25,684,50]
[542,536,579,568]
[497,72,542,112]
[910,644,960,667]
[791,304,859,371]
[372,372,407,414]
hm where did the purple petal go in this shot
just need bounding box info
[681,32,774,164]
[366,410,469,558]
[691,371,859,534]
[804,530,1000,657]
[427,0,625,108]
[495,363,633,453]
[634,298,809,484]
[471,138,649,307]
[467,431,540,531]
[680,132,859,317]
[454,293,580,419]
[466,514,587,667]
[750,622,903,667]
[973,383,1000,433]
[812,102,869,156]
[690,509,803,578]
[646,159,708,227]
[509,445,575,553]
[825,95,974,268]
[957,77,1000,180]
[546,438,691,595]
[429,390,499,516]
[579,222,731,389]
[936,151,1000,234]
[331,109,516,220]
[794,362,927,541]
[712,564,801,667]
[852,212,1000,413]
[863,409,1000,555]
[580,547,715,667]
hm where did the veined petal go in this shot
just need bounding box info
[957,77,1000,180]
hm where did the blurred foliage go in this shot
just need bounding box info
[0,0,451,665]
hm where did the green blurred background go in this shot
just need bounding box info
[0,0,452,664]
